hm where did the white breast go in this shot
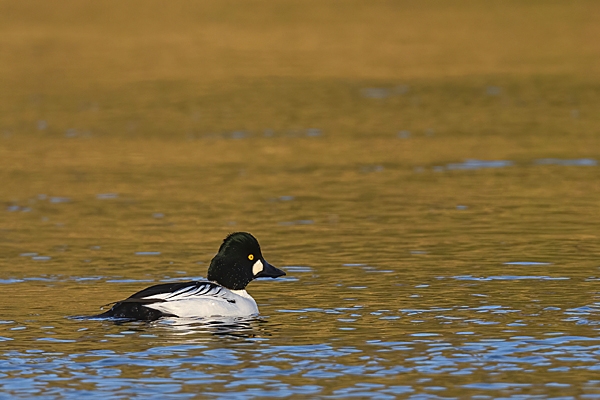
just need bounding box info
[144,288,259,318]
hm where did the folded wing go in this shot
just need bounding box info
[93,281,236,321]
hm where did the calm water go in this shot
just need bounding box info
[2,98,600,397]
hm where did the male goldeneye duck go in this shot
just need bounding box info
[92,232,285,321]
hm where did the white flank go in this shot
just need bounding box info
[145,288,259,318]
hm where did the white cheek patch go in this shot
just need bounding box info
[252,259,264,276]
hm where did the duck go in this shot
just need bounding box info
[92,232,286,321]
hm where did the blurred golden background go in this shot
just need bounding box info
[3,1,598,84]
[1,0,598,139]
[1,0,599,247]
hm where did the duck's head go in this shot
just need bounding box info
[207,232,286,290]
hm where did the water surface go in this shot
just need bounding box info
[1,2,600,395]
[2,131,600,398]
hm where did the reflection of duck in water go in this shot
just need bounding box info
[156,316,273,341]
[92,232,286,321]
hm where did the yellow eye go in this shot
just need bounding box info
[248,254,254,261]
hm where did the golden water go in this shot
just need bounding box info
[1,1,600,397]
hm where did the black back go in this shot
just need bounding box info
[93,302,173,321]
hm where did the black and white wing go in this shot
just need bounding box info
[93,281,234,321]
[135,281,235,303]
